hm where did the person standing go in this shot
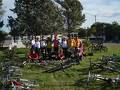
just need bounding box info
[75,36,82,48]
[53,34,59,59]
[31,37,35,50]
[35,37,40,55]
[41,38,46,60]
[76,43,84,64]
[61,37,68,58]
[67,35,71,48]
[46,37,52,59]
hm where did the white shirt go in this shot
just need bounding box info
[61,40,67,48]
[41,40,46,47]
[31,39,35,45]
[35,41,40,48]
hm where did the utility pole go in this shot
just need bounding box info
[95,15,96,23]
[94,15,97,39]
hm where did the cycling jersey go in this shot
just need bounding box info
[35,41,40,48]
[47,41,52,48]
[41,40,46,47]
[71,39,76,48]
[53,39,59,47]
[61,40,67,48]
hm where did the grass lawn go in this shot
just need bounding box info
[0,43,120,90]
[0,50,5,61]
[20,43,120,90]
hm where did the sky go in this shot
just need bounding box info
[80,0,120,28]
[1,0,120,32]
[1,0,16,32]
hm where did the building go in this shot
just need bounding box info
[2,35,26,48]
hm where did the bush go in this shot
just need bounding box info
[83,39,91,47]
[0,51,5,61]
[0,81,3,89]
[0,47,8,51]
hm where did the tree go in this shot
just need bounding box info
[90,22,105,37]
[89,22,120,42]
[9,0,64,37]
[0,20,4,28]
[0,0,6,45]
[55,0,85,33]
[78,28,86,38]
[8,16,20,42]
[0,0,4,17]
[0,0,4,28]
[111,21,120,41]
[0,31,7,46]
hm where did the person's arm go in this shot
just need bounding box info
[79,46,84,56]
[28,53,32,59]
[59,40,62,47]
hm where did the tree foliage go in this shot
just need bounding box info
[0,0,4,27]
[55,0,85,33]
[0,31,7,45]
[0,0,6,45]
[0,0,4,17]
[8,16,20,36]
[9,0,64,36]
[8,0,85,36]
[89,22,120,42]
[78,28,86,38]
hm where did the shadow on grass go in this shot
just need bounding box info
[75,67,89,75]
[75,78,120,90]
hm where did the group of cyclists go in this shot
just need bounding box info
[28,33,85,64]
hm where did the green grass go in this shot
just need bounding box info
[0,51,5,61]
[16,48,29,54]
[19,43,120,90]
[0,43,120,90]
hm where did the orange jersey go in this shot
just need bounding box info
[71,39,76,48]
[75,38,81,48]
[67,39,71,47]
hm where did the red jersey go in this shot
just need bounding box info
[58,51,65,60]
[28,52,40,60]
[53,39,59,47]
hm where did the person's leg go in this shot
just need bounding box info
[77,55,82,64]
[31,45,34,50]
[64,48,68,59]
[54,47,56,58]
[54,47,56,53]
[35,47,39,55]
[32,59,34,62]
[41,47,43,53]
[42,47,46,60]
[56,47,59,56]
[46,48,49,59]
[62,48,65,54]
[40,47,43,59]
[49,48,52,59]
[47,48,51,60]
[55,47,59,59]
[62,48,65,58]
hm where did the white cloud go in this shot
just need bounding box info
[1,0,120,31]
[80,0,120,27]
[2,0,16,32]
